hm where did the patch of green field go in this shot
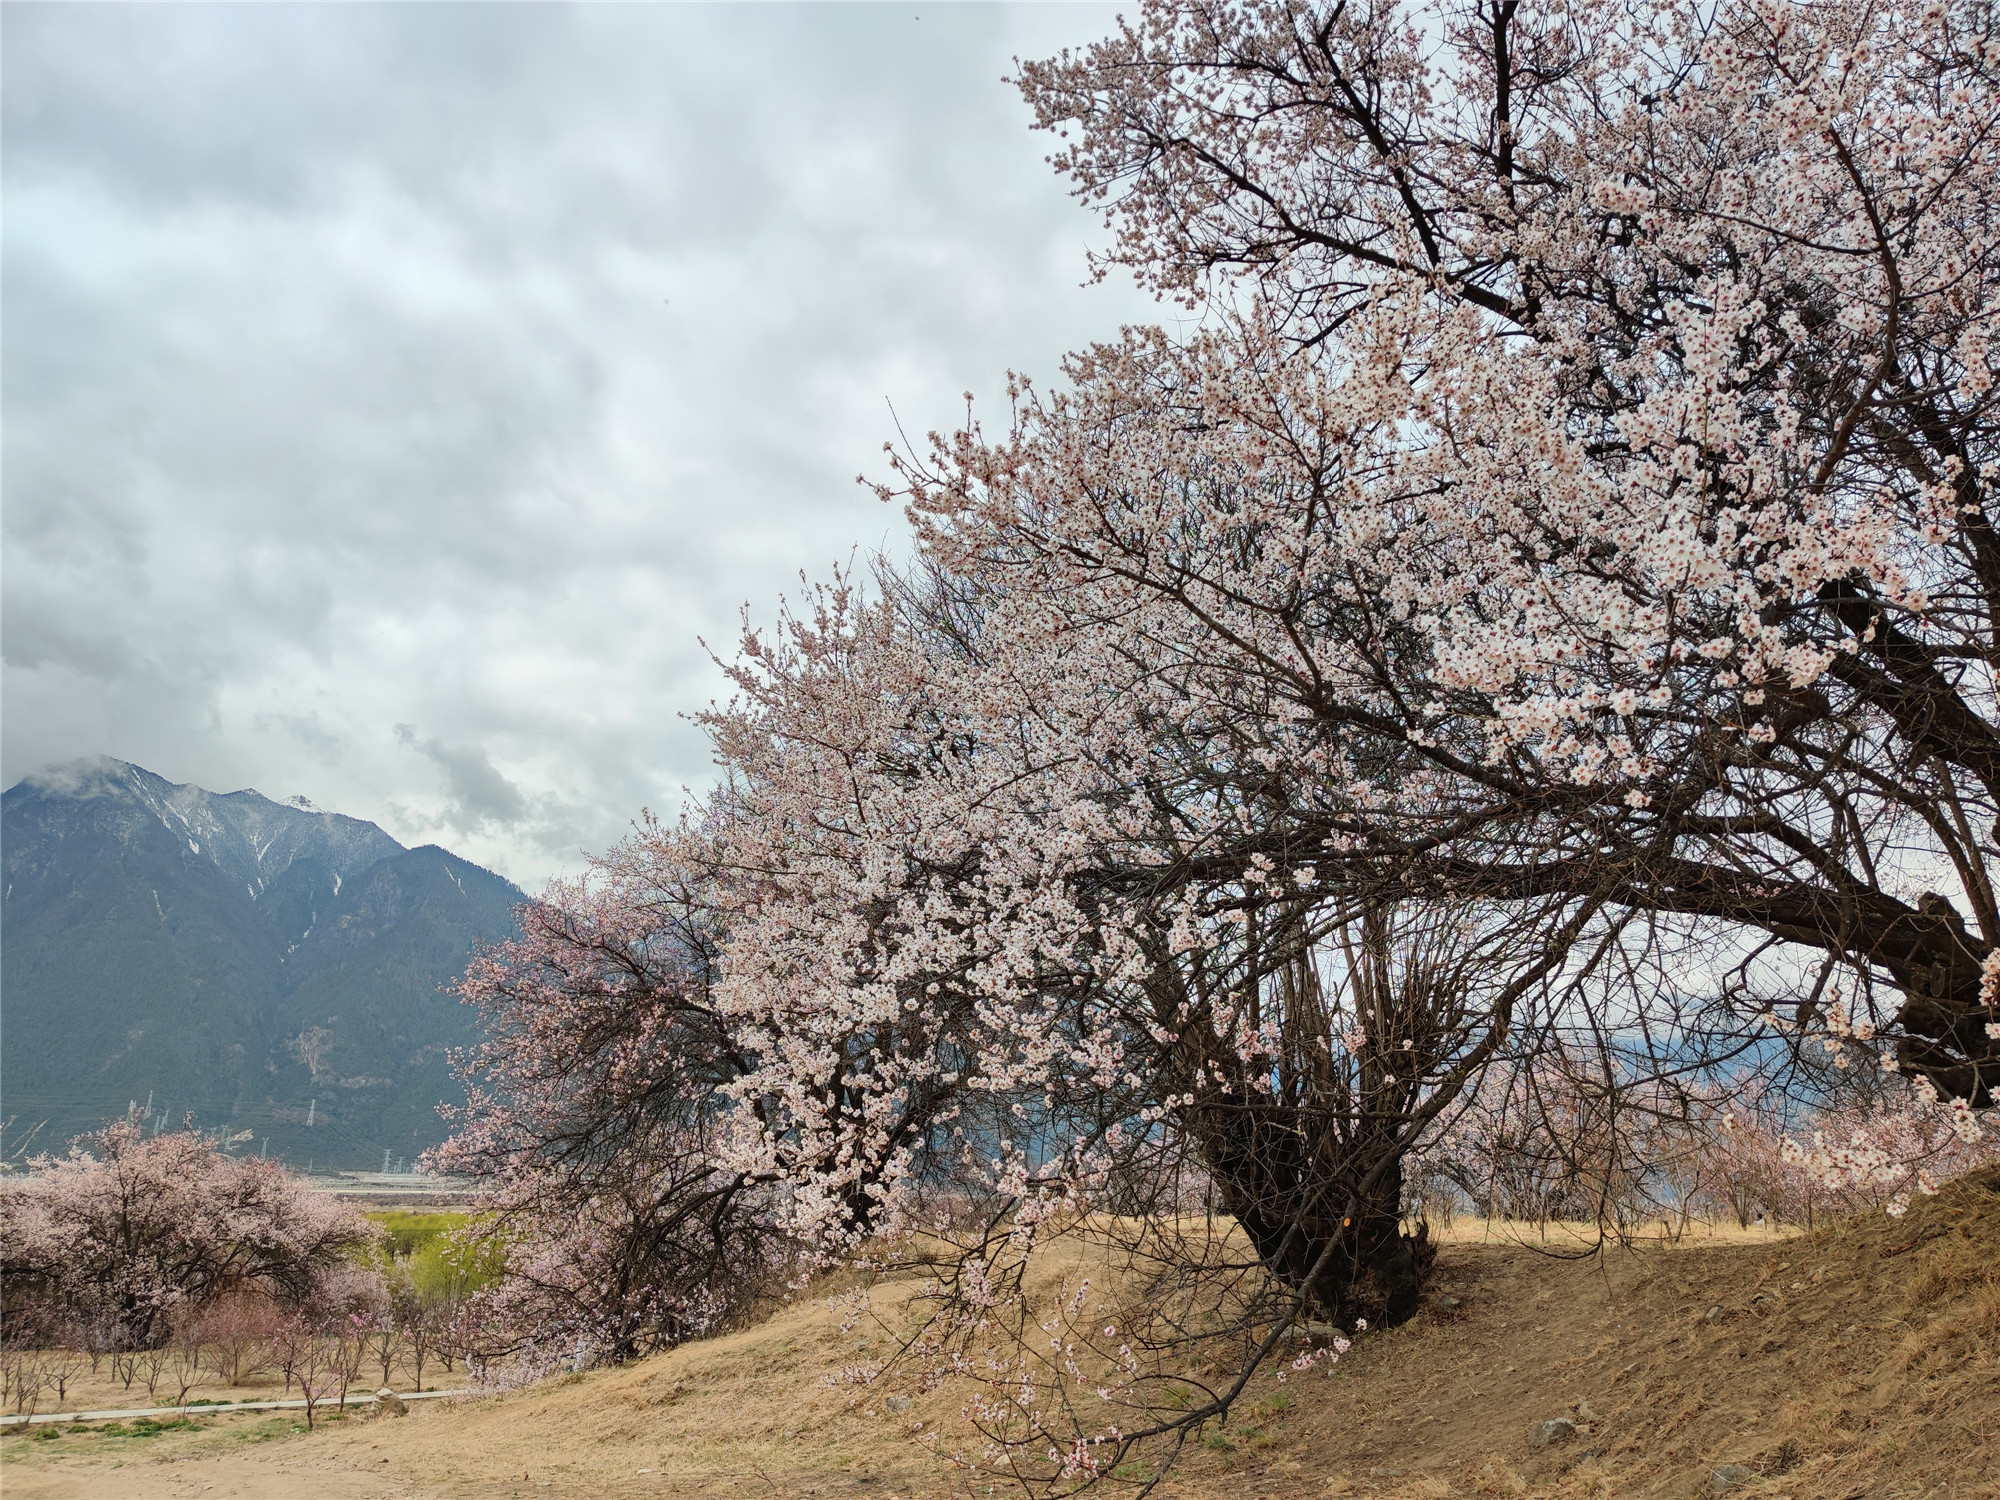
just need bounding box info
[364,1209,470,1257]
[359,1209,506,1295]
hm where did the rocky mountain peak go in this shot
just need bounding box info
[3,758,521,1168]
[6,757,404,903]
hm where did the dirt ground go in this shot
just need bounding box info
[1,1345,452,1419]
[4,1168,1994,1500]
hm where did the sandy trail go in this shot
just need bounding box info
[0,1449,420,1499]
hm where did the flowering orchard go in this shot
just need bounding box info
[0,1120,371,1353]
[0,1126,510,1417]
[1408,1058,2000,1233]
[436,0,2000,1485]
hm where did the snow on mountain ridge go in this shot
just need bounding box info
[8,757,405,897]
[3,758,526,1166]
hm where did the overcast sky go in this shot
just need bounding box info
[2,1,1161,888]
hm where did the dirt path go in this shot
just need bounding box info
[0,1449,420,1500]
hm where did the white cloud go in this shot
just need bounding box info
[2,2,1160,885]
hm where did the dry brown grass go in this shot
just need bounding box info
[3,1169,1993,1500]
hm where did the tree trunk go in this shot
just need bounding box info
[1189,1100,1433,1328]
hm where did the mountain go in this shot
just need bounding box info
[1,757,523,1169]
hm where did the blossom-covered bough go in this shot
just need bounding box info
[429,874,788,1363]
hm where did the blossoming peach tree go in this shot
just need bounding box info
[459,0,2000,1486]
[1000,0,2000,1104]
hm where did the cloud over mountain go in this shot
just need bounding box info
[1,4,1153,887]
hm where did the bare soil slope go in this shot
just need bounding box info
[5,1168,1994,1500]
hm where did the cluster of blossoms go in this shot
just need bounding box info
[1777,1131,1939,1216]
[1776,1075,1997,1216]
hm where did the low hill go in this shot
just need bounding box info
[6,1168,1994,1499]
[1,758,524,1168]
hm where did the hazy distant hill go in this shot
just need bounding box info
[1,758,523,1169]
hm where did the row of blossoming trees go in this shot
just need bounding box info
[424,0,2000,1484]
[0,1122,509,1421]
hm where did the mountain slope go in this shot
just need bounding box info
[0,758,522,1167]
[263,845,523,1162]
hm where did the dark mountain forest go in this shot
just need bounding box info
[1,758,522,1169]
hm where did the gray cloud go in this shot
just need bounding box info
[393,723,528,835]
[2,2,1158,886]
[16,753,128,799]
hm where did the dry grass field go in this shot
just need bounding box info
[3,1167,1993,1500]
